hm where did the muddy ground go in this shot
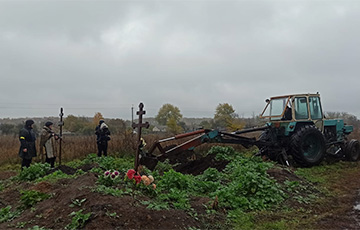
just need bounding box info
[1,156,360,229]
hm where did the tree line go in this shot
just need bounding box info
[1,104,359,136]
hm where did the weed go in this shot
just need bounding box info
[20,190,51,208]
[27,225,51,230]
[35,170,73,183]
[65,209,92,230]
[15,220,34,228]
[69,198,87,208]
[18,163,50,181]
[105,211,119,218]
[0,206,21,223]
[208,146,236,161]
[140,200,170,211]
[158,169,193,191]
[65,159,86,169]
[92,185,124,197]
[154,159,173,173]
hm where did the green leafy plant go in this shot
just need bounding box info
[0,206,21,223]
[158,169,193,191]
[140,200,170,211]
[208,146,236,161]
[18,163,50,181]
[20,190,51,208]
[36,170,73,183]
[69,198,87,208]
[105,211,119,218]
[65,159,87,169]
[65,209,92,230]
[154,159,173,173]
[15,220,34,228]
[92,185,124,197]
[27,226,50,230]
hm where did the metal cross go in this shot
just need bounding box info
[132,103,150,172]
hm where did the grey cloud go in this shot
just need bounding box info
[0,0,360,119]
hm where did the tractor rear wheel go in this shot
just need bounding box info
[290,125,326,167]
[345,139,360,161]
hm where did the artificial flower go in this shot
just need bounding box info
[126,169,136,180]
[104,170,111,177]
[134,175,142,184]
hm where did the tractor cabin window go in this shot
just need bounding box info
[294,97,309,120]
[309,96,323,120]
[269,98,288,120]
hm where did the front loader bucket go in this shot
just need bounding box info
[139,155,159,171]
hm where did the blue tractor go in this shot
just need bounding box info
[140,93,359,169]
[257,93,359,166]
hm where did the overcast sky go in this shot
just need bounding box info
[1,0,360,120]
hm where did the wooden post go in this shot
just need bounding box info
[132,103,149,172]
[58,108,64,166]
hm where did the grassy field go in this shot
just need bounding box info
[0,133,138,168]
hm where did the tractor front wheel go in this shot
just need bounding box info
[290,125,326,167]
[345,139,360,161]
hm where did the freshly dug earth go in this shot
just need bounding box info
[174,153,228,175]
[0,173,212,229]
[2,158,360,229]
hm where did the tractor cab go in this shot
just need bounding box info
[260,93,324,132]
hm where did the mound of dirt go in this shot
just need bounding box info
[47,165,77,175]
[0,171,17,180]
[267,167,302,183]
[78,163,98,172]
[0,173,207,229]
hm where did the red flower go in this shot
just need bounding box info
[134,175,142,184]
[126,169,136,180]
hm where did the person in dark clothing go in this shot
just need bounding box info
[19,119,37,169]
[95,120,111,157]
[282,106,292,120]
[39,121,58,168]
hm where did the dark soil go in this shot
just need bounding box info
[47,165,77,175]
[2,157,360,229]
[0,173,206,229]
[0,171,17,180]
[174,153,228,176]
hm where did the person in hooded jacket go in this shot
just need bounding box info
[95,120,111,157]
[39,121,58,168]
[19,119,37,169]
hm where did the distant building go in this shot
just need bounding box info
[152,126,161,132]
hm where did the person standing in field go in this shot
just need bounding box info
[39,121,58,168]
[95,120,111,157]
[19,119,37,169]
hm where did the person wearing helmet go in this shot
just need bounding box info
[39,121,58,168]
[19,119,37,169]
[95,120,111,157]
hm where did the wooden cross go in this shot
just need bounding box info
[132,103,150,172]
